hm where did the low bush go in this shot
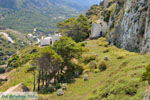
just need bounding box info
[93,69,100,73]
[82,54,97,64]
[89,61,97,69]
[103,49,110,53]
[55,83,61,89]
[0,52,4,56]
[0,67,5,74]
[142,65,150,84]
[80,42,86,47]
[83,69,90,73]
[98,61,107,71]
[39,86,55,94]
[7,55,20,68]
[98,38,109,47]
[117,56,124,59]
[125,87,137,96]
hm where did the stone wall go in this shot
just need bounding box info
[90,21,108,39]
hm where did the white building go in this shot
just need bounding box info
[40,34,61,46]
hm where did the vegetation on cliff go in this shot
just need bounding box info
[57,15,91,42]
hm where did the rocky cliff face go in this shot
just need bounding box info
[98,0,150,52]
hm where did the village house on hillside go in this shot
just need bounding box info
[40,34,61,46]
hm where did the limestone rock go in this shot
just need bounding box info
[84,74,88,81]
[104,56,109,61]
[62,83,67,90]
[97,0,150,53]
[5,83,29,93]
[57,88,64,96]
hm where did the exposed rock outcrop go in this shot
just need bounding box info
[97,0,150,53]
[5,83,29,93]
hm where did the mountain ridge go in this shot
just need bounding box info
[0,0,100,33]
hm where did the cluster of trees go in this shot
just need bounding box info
[27,47,63,91]
[25,37,84,92]
[53,37,83,80]
[57,14,91,42]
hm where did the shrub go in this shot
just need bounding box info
[74,65,83,77]
[29,48,38,54]
[7,55,20,68]
[83,54,97,64]
[89,61,97,69]
[125,87,137,96]
[55,83,61,89]
[0,67,5,74]
[83,69,90,73]
[103,49,110,53]
[98,61,107,71]
[93,69,100,73]
[80,42,86,47]
[39,86,55,94]
[142,65,150,84]
[0,52,4,56]
[98,38,109,47]
[116,56,124,59]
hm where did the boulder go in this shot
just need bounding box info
[5,83,29,93]
[84,74,88,81]
[62,83,67,90]
[57,88,64,96]
[104,56,109,61]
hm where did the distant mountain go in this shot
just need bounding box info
[0,0,100,11]
[0,0,100,33]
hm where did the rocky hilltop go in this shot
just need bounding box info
[95,0,150,53]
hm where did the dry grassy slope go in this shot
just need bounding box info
[0,39,150,100]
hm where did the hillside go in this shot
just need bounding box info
[0,0,99,33]
[0,29,31,65]
[0,0,150,100]
[0,38,149,100]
